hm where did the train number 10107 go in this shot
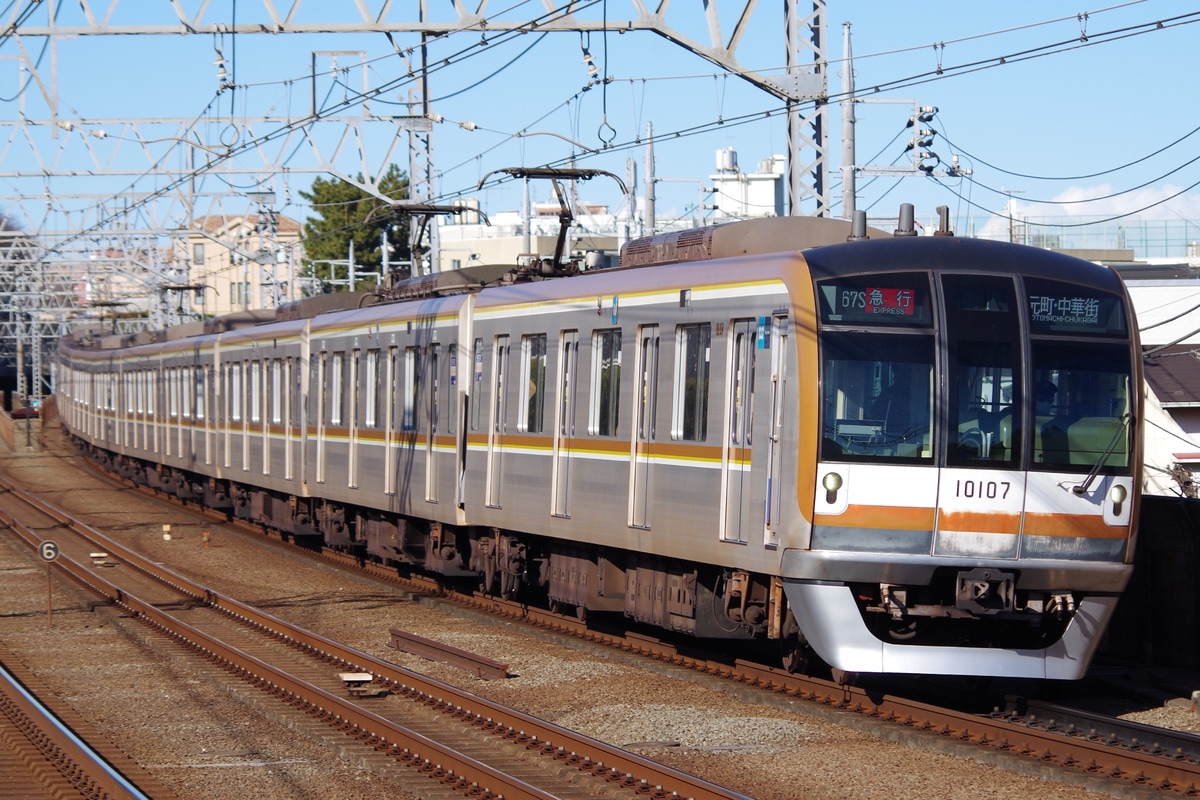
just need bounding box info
[953,479,1011,500]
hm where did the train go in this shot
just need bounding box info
[55,206,1142,680]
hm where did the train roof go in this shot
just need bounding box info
[618,216,890,269]
[802,234,1127,293]
[59,215,1128,357]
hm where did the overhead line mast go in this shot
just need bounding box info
[5,1,829,407]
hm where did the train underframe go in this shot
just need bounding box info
[95,447,780,647]
[92,444,1086,675]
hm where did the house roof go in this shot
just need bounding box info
[192,214,302,235]
[1143,345,1200,407]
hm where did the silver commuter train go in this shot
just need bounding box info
[56,210,1143,679]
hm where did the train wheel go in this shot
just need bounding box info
[780,610,808,674]
[479,569,497,596]
[831,668,858,687]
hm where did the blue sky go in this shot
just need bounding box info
[5,1,1199,243]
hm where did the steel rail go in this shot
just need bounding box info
[0,659,151,800]
[0,495,562,800]
[0,472,754,800]
[389,626,511,680]
[70,453,1200,794]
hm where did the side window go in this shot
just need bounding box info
[365,349,380,428]
[520,334,547,433]
[492,335,510,433]
[330,352,344,425]
[287,358,298,427]
[672,323,711,441]
[589,329,622,436]
[308,354,322,427]
[429,344,441,433]
[350,349,360,429]
[471,338,483,431]
[270,359,283,425]
[387,346,398,432]
[446,341,457,436]
[195,367,206,421]
[181,367,192,419]
[730,325,756,446]
[403,347,420,431]
[230,363,243,422]
[558,330,579,438]
[168,367,179,417]
[249,361,262,423]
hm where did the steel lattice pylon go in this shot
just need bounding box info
[2,0,828,404]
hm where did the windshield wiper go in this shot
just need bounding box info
[1071,413,1133,495]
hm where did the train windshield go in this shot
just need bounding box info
[943,274,1021,467]
[819,272,935,463]
[1026,277,1132,473]
[817,270,1133,473]
[820,331,935,463]
[1030,341,1132,471]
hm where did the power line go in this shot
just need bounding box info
[931,172,1200,230]
[940,123,1200,182]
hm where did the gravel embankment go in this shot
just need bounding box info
[0,424,1181,800]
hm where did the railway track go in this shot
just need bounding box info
[0,472,754,800]
[183,501,1200,797]
[0,639,169,800]
[49,450,1200,797]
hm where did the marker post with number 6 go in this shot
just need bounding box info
[40,540,59,627]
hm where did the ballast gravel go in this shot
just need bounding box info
[0,426,1186,800]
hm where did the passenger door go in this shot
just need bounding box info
[722,320,757,543]
[764,314,789,547]
[552,330,579,517]
[426,343,441,503]
[630,325,659,529]
[486,335,510,508]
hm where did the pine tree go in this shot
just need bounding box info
[298,164,411,291]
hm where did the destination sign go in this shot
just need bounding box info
[1024,277,1126,336]
[818,272,933,327]
[1028,295,1101,326]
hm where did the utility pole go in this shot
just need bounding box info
[645,123,656,235]
[1002,188,1025,244]
[840,22,856,220]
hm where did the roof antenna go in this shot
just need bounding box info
[934,205,954,237]
[894,203,917,237]
[848,209,868,241]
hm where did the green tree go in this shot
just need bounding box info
[298,164,411,292]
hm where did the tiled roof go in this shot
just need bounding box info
[1144,345,1200,407]
[192,214,302,234]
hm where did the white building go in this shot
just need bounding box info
[709,148,785,219]
[182,214,304,317]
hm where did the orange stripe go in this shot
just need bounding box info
[1023,512,1129,539]
[938,510,1021,534]
[815,505,935,530]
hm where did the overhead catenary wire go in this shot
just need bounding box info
[33,2,1200,250]
[940,123,1200,183]
[931,172,1200,231]
[954,149,1200,207]
[1140,300,1200,334]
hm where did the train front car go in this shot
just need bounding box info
[788,235,1141,679]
